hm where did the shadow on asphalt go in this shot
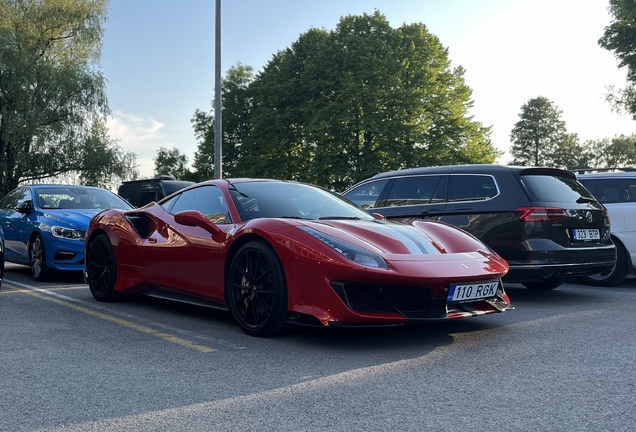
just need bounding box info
[4,263,85,284]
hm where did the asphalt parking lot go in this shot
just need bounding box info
[2,262,635,432]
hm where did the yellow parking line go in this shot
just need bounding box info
[5,283,216,353]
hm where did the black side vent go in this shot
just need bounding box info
[125,215,152,238]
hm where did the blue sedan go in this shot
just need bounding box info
[0,185,132,281]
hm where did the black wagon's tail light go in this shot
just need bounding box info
[514,207,567,222]
[602,209,610,226]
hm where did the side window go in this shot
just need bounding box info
[448,175,498,202]
[382,176,444,207]
[343,180,388,209]
[0,189,24,209]
[160,195,179,212]
[171,186,230,224]
[20,188,33,205]
[580,178,636,204]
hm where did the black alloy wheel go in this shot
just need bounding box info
[581,241,628,287]
[522,278,564,291]
[87,233,120,302]
[227,241,288,337]
[30,234,54,282]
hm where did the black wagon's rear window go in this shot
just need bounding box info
[520,172,594,203]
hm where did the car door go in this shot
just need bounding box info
[141,185,233,300]
[0,188,33,264]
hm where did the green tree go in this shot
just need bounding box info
[191,63,254,181]
[599,0,636,119]
[196,11,499,190]
[0,0,137,196]
[510,97,577,167]
[154,146,191,180]
[577,134,636,168]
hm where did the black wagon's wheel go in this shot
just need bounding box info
[30,233,54,282]
[87,233,120,302]
[227,241,288,337]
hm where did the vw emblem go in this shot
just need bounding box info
[586,211,593,223]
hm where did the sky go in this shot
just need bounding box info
[101,0,636,179]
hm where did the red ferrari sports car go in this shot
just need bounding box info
[85,179,513,336]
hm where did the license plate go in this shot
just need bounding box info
[572,229,600,241]
[447,281,499,303]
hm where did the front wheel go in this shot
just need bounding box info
[30,234,54,282]
[522,278,564,291]
[580,242,629,287]
[227,241,289,337]
[87,234,120,302]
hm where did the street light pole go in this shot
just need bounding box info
[214,0,222,179]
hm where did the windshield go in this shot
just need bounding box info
[35,187,133,210]
[229,181,375,222]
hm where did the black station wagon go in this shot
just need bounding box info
[343,164,616,290]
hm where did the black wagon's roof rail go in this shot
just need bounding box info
[572,167,636,174]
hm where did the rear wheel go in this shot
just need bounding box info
[580,242,628,287]
[227,241,288,337]
[30,234,54,282]
[87,234,120,301]
[522,278,564,291]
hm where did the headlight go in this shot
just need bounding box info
[51,226,85,240]
[298,226,388,269]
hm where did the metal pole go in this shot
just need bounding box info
[214,0,222,179]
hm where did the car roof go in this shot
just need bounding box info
[28,184,105,191]
[577,172,636,178]
[367,164,573,180]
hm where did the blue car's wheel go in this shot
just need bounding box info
[30,234,54,282]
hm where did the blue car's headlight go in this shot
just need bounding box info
[298,226,388,269]
[51,226,85,241]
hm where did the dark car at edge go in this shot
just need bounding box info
[343,164,616,291]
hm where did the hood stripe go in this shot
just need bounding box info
[372,224,440,255]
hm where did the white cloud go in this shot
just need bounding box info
[106,110,199,179]
[106,111,168,178]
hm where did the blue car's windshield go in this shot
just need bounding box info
[229,181,374,222]
[35,187,132,211]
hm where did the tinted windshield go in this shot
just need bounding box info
[520,174,595,203]
[229,182,374,221]
[35,187,133,210]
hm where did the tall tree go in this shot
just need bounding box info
[153,146,191,180]
[195,11,499,190]
[599,0,636,118]
[0,0,137,196]
[191,63,253,181]
[510,97,574,167]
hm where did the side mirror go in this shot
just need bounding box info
[15,201,32,214]
[174,210,223,237]
[371,213,386,221]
